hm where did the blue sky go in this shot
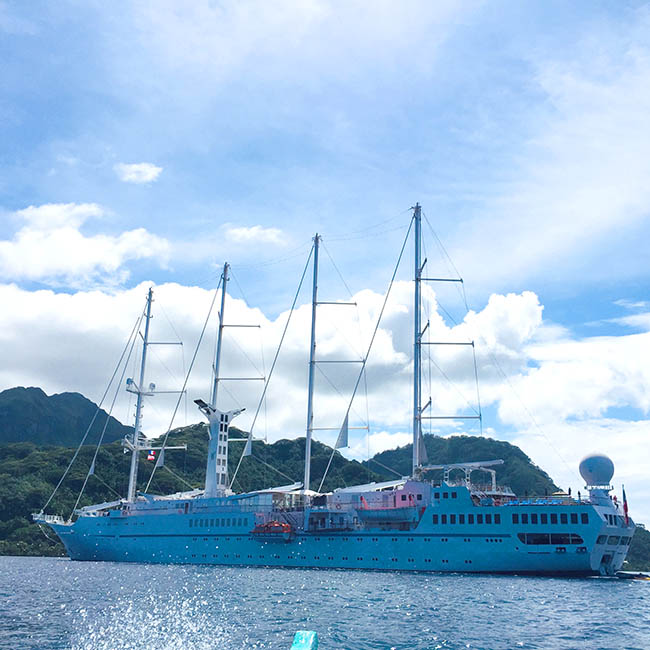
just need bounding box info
[1,1,650,519]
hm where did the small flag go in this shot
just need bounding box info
[623,485,629,526]
[147,450,156,461]
[155,448,165,468]
[359,495,369,510]
[335,414,349,449]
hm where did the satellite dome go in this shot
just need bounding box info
[579,454,614,487]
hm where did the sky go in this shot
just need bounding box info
[1,1,649,522]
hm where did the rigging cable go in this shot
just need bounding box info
[143,274,224,493]
[39,310,145,514]
[69,315,140,519]
[229,245,315,488]
[318,217,414,492]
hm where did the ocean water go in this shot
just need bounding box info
[0,557,648,650]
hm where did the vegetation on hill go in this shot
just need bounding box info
[365,434,558,497]
[0,386,132,446]
[0,417,647,571]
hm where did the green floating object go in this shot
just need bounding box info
[291,630,319,649]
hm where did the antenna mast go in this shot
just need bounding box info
[126,287,154,502]
[412,204,422,475]
[304,233,320,491]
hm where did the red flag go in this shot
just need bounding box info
[360,495,369,510]
[622,485,629,526]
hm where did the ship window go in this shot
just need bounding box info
[621,537,631,545]
[570,534,584,544]
[452,492,457,499]
[199,519,204,528]
[550,513,558,524]
[541,513,548,524]
[441,515,447,524]
[443,492,449,499]
[530,514,537,524]
[560,513,568,524]
[434,493,440,499]
[485,514,492,524]
[570,513,578,524]
[527,533,550,545]
[550,533,570,545]
[189,519,193,528]
[512,514,519,524]
[495,514,500,524]
[401,495,407,501]
[417,494,423,501]
[468,514,474,524]
[450,515,456,524]
[581,513,588,524]
[477,514,483,524]
[521,514,528,524]
[210,519,215,527]
[459,514,465,524]
[432,514,439,524]
[607,536,620,545]
[227,518,231,527]
[596,535,607,544]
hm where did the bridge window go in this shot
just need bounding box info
[596,535,607,544]
[607,536,620,545]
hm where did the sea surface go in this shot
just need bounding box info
[0,556,648,650]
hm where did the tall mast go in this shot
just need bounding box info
[211,262,229,409]
[304,233,320,491]
[412,204,422,475]
[127,287,154,502]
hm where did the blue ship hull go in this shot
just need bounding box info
[45,488,634,576]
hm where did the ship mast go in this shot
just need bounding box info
[304,233,320,491]
[412,204,422,475]
[126,287,153,502]
[211,262,229,409]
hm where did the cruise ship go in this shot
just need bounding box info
[34,205,635,575]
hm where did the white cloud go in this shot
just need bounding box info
[0,203,170,286]
[1,278,648,521]
[451,14,650,290]
[114,162,163,184]
[224,225,285,246]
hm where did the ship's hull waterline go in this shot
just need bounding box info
[47,501,632,576]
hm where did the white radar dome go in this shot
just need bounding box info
[579,454,614,487]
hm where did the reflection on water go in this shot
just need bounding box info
[0,556,648,650]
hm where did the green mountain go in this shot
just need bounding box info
[364,434,558,497]
[0,412,647,570]
[0,387,133,447]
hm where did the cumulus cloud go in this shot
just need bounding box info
[0,203,170,286]
[1,278,647,520]
[114,162,163,184]
[224,225,285,246]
